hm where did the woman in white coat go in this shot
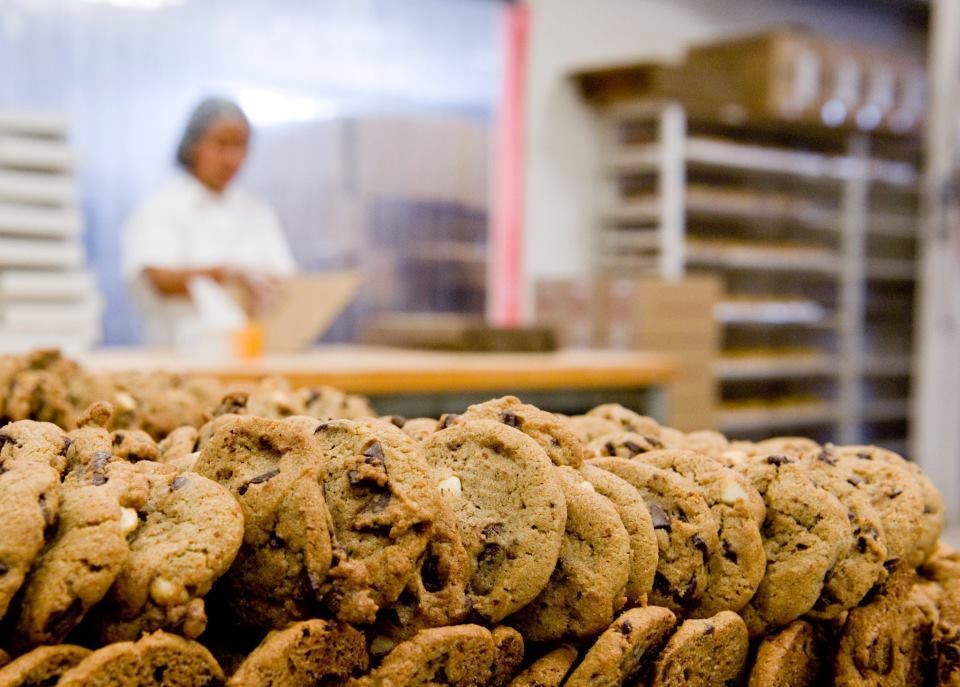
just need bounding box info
[122,97,295,347]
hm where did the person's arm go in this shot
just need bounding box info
[142,266,228,297]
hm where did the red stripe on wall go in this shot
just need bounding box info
[488,2,529,326]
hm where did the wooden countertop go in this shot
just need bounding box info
[81,346,677,395]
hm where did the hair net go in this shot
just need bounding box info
[175,97,250,169]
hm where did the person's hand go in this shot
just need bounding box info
[219,268,284,317]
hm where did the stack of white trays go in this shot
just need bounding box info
[0,111,102,353]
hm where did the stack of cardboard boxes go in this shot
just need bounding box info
[537,276,720,431]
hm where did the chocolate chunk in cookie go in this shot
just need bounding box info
[588,431,664,459]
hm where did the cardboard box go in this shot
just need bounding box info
[592,275,721,346]
[534,279,596,349]
[592,275,721,431]
[573,29,925,137]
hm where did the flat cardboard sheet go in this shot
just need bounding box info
[261,271,359,353]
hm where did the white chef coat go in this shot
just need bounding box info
[122,173,296,348]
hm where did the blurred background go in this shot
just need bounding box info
[2,0,958,512]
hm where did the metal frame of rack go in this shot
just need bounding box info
[915,0,960,521]
[593,100,919,447]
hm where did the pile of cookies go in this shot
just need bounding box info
[1,351,958,686]
[0,349,374,440]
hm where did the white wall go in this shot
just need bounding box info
[522,0,924,318]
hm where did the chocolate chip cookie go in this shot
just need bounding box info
[213,388,306,419]
[833,563,929,686]
[85,461,244,643]
[0,644,90,686]
[828,444,926,567]
[489,626,525,687]
[351,625,496,687]
[734,455,850,636]
[423,420,566,624]
[194,415,333,628]
[565,606,677,687]
[304,418,439,623]
[12,459,131,648]
[650,611,749,687]
[108,429,160,463]
[301,385,375,420]
[638,448,765,617]
[311,419,439,624]
[679,430,729,462]
[396,418,442,443]
[586,404,662,437]
[578,462,658,605]
[510,466,631,641]
[457,396,585,468]
[0,420,71,474]
[799,448,889,620]
[0,463,60,621]
[373,496,471,640]
[746,620,825,687]
[564,415,621,445]
[590,457,718,615]
[227,619,368,686]
[507,644,578,687]
[2,369,75,429]
[845,444,943,567]
[57,630,225,686]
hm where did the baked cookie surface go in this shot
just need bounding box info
[510,465,631,641]
[565,605,677,687]
[650,611,749,687]
[423,420,566,624]
[590,457,718,615]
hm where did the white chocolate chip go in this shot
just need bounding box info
[114,392,137,411]
[150,577,188,606]
[370,636,396,656]
[437,475,462,499]
[119,507,139,537]
[579,480,596,492]
[720,477,749,506]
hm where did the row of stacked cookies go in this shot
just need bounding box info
[0,349,373,439]
[0,361,957,685]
